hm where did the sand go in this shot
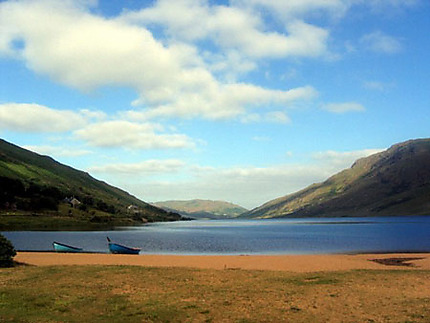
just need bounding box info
[15,252,430,272]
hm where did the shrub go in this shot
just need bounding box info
[78,203,88,212]
[30,196,58,211]
[0,234,16,267]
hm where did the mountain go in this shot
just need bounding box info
[0,139,182,229]
[154,199,248,219]
[243,139,430,218]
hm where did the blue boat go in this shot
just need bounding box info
[53,241,83,253]
[107,237,140,255]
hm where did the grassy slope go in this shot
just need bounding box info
[1,265,429,322]
[0,139,181,228]
[244,139,430,218]
[0,139,147,208]
[154,199,248,218]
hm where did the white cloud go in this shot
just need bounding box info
[79,109,107,121]
[265,111,291,124]
[128,85,317,121]
[122,0,211,42]
[0,103,87,133]
[205,50,257,81]
[136,163,334,208]
[240,113,262,124]
[207,11,329,58]
[360,31,402,54]
[0,0,319,122]
[0,102,196,151]
[89,147,383,208]
[75,120,195,149]
[364,0,419,12]
[363,80,395,91]
[0,0,182,92]
[241,111,291,124]
[322,102,365,113]
[23,145,91,158]
[234,0,420,21]
[232,0,349,20]
[88,159,186,175]
[95,162,336,209]
[123,0,331,59]
[312,149,384,168]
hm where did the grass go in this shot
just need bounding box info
[0,211,181,231]
[1,266,429,322]
[0,214,117,231]
[0,203,149,231]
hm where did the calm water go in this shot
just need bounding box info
[3,216,430,255]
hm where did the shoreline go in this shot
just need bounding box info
[15,248,430,257]
[15,252,430,272]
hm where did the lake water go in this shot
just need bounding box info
[3,216,430,255]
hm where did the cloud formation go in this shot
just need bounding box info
[122,0,331,59]
[89,148,383,208]
[92,162,335,208]
[312,149,384,168]
[0,0,422,208]
[322,102,366,114]
[360,31,402,54]
[0,0,319,123]
[0,102,195,150]
[232,0,349,20]
[363,80,395,91]
[129,84,317,121]
[365,0,419,12]
[0,103,87,132]
[88,159,186,175]
[23,145,91,158]
[241,111,291,124]
[75,120,195,149]
[0,0,412,126]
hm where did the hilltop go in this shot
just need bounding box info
[0,139,182,230]
[243,139,430,218]
[154,199,247,219]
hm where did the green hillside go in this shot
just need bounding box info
[243,139,430,218]
[0,139,182,230]
[154,199,248,219]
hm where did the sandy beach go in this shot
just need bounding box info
[15,252,430,272]
[6,252,430,322]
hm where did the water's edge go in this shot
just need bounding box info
[4,216,430,255]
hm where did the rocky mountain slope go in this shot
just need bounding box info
[243,139,430,218]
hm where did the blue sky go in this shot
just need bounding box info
[1,0,429,209]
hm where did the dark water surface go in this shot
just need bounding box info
[3,216,430,255]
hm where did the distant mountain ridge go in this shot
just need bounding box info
[243,139,430,218]
[154,199,248,219]
[0,138,182,228]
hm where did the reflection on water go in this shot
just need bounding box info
[3,216,430,255]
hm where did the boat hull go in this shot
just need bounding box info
[53,241,83,253]
[108,243,140,255]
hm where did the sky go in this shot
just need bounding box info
[0,0,429,209]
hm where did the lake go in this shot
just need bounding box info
[3,216,430,255]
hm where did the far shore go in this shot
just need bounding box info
[15,252,430,272]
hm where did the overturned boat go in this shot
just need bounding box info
[53,241,83,253]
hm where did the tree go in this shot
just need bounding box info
[0,234,16,267]
[0,177,25,206]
